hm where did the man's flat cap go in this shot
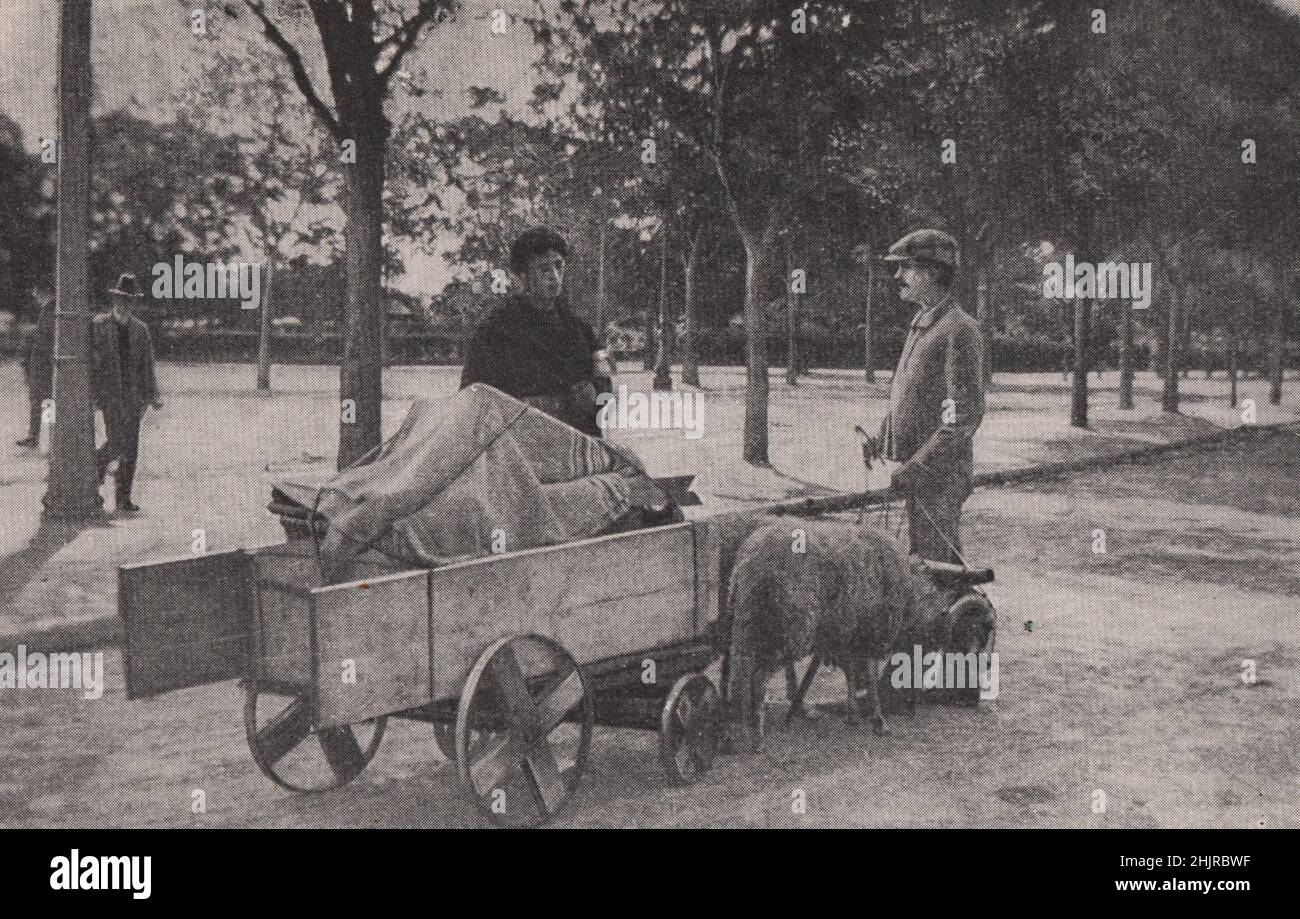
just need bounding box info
[883,228,960,269]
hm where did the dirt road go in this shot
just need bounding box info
[3,429,1296,828]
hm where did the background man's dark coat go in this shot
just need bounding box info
[91,312,160,499]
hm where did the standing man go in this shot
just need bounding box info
[460,227,610,437]
[878,229,985,563]
[92,273,161,512]
[17,283,56,448]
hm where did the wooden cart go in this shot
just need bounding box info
[121,519,723,827]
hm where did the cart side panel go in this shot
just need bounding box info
[120,550,254,699]
[430,523,697,699]
[312,569,431,729]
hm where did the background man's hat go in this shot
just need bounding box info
[108,272,144,298]
[883,228,960,269]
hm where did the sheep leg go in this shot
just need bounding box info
[785,656,822,726]
[724,652,754,753]
[869,658,891,736]
[842,657,861,726]
[726,654,767,753]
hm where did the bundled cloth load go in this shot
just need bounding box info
[272,384,680,579]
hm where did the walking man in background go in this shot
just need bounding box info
[16,282,55,448]
[92,273,162,513]
[878,229,986,563]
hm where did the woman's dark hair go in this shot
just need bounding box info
[509,227,569,273]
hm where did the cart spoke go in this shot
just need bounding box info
[256,695,313,765]
[536,668,584,735]
[318,725,366,781]
[490,644,537,720]
[524,742,568,815]
[469,732,519,795]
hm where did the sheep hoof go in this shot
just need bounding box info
[718,731,736,756]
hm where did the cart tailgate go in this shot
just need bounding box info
[120,550,255,699]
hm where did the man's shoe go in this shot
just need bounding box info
[117,499,141,513]
[15,436,38,448]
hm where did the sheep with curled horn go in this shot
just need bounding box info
[721,517,995,753]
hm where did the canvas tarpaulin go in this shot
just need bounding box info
[273,384,665,573]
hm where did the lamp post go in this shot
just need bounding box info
[43,0,102,520]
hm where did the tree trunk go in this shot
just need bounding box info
[337,128,387,469]
[741,218,777,464]
[1229,335,1239,408]
[976,257,992,386]
[785,235,799,386]
[681,229,701,388]
[1118,296,1134,409]
[1179,303,1192,379]
[863,259,875,384]
[1070,295,1091,428]
[44,0,102,519]
[642,287,656,372]
[1267,295,1286,405]
[653,224,672,391]
[256,262,274,391]
[594,223,607,334]
[1162,281,1181,413]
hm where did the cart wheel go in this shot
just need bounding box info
[244,682,386,793]
[434,720,499,762]
[659,673,720,785]
[455,635,593,828]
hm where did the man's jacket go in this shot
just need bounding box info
[91,313,159,416]
[881,297,985,477]
[460,294,603,434]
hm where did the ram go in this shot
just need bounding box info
[723,518,996,752]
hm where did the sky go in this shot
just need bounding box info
[0,0,541,296]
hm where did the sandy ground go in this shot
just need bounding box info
[2,360,1295,636]
[0,361,1298,827]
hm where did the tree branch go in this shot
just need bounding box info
[378,1,452,84]
[245,1,344,139]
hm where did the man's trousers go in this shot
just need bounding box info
[96,408,143,500]
[26,389,48,439]
[902,467,971,564]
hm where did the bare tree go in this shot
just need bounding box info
[236,0,454,467]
